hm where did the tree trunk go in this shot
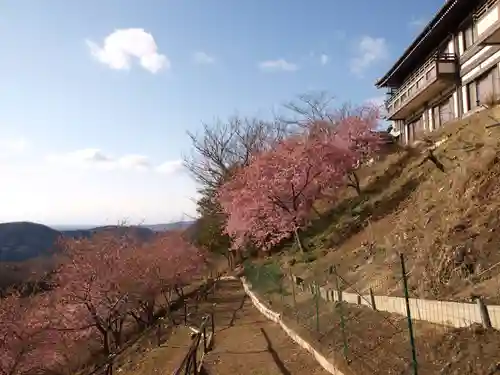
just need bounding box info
[103,331,111,355]
[141,299,156,326]
[174,285,185,301]
[230,251,235,269]
[111,317,125,348]
[130,312,147,330]
[161,289,176,323]
[293,228,306,253]
[347,171,361,196]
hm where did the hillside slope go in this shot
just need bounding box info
[0,223,156,290]
[270,107,500,303]
[0,222,62,262]
[62,225,155,241]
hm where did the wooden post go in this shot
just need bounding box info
[156,318,162,347]
[184,301,188,325]
[203,325,207,353]
[369,288,377,311]
[476,297,492,329]
[193,350,198,375]
[211,304,216,334]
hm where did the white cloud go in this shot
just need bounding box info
[258,59,299,72]
[117,154,151,170]
[156,159,184,174]
[350,36,388,76]
[86,28,170,73]
[193,51,216,65]
[46,148,115,169]
[46,149,184,174]
[0,137,28,156]
[320,54,329,65]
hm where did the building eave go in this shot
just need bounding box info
[375,0,475,88]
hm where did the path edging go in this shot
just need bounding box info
[290,274,500,330]
[238,276,346,375]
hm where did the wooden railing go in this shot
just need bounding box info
[82,278,218,375]
[385,52,457,116]
[172,312,215,375]
[386,52,456,107]
[171,275,222,375]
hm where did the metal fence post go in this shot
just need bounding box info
[314,281,320,332]
[289,269,297,309]
[400,253,418,375]
[279,275,284,303]
[333,265,349,362]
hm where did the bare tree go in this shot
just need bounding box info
[282,92,383,196]
[281,91,382,130]
[184,115,292,264]
[184,116,291,188]
[280,91,338,128]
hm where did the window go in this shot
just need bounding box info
[439,96,454,125]
[467,81,477,111]
[433,106,440,129]
[463,23,475,50]
[476,67,496,106]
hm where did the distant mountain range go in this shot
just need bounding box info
[50,221,195,233]
[0,220,195,262]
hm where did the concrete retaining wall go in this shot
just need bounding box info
[240,277,345,375]
[296,277,500,330]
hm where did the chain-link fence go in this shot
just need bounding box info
[243,255,500,375]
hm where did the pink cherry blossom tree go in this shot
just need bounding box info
[309,104,383,195]
[218,107,383,253]
[218,130,358,252]
[0,290,81,375]
[125,232,206,327]
[55,232,136,355]
[1,229,207,375]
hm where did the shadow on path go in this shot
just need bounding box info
[229,294,247,327]
[201,280,330,375]
[260,328,292,375]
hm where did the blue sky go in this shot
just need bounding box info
[0,0,442,226]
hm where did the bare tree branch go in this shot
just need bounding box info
[184,116,291,188]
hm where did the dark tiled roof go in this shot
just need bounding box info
[376,0,481,88]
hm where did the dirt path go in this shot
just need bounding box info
[115,325,195,375]
[202,279,330,375]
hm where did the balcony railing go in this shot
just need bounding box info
[474,0,498,21]
[385,52,457,118]
[474,0,500,44]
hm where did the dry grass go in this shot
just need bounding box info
[271,106,500,303]
[253,278,500,375]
